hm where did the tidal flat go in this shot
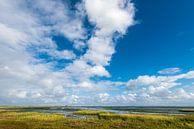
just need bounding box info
[0,106,194,129]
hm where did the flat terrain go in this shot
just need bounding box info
[0,107,194,129]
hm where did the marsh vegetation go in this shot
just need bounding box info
[1,107,194,129]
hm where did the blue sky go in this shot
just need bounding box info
[109,0,194,80]
[0,0,194,106]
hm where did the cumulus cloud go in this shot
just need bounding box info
[90,65,110,77]
[84,0,135,35]
[0,0,85,105]
[0,0,136,105]
[82,0,135,66]
[168,89,194,100]
[158,68,181,75]
[125,71,194,105]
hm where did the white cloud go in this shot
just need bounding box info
[78,81,93,88]
[30,0,86,42]
[183,71,194,79]
[64,0,136,81]
[90,65,110,77]
[168,89,194,100]
[97,93,110,103]
[115,93,137,102]
[84,0,135,35]
[0,0,86,105]
[158,68,181,75]
[63,0,136,89]
[47,50,76,60]
[83,37,115,66]
[125,71,194,105]
[127,75,181,89]
[0,23,27,46]
[81,0,135,67]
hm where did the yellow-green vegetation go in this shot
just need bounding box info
[1,109,194,129]
[74,110,111,115]
[98,113,175,120]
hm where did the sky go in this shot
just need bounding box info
[0,0,194,106]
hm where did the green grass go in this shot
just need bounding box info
[1,109,194,129]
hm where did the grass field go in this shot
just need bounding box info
[0,108,194,129]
